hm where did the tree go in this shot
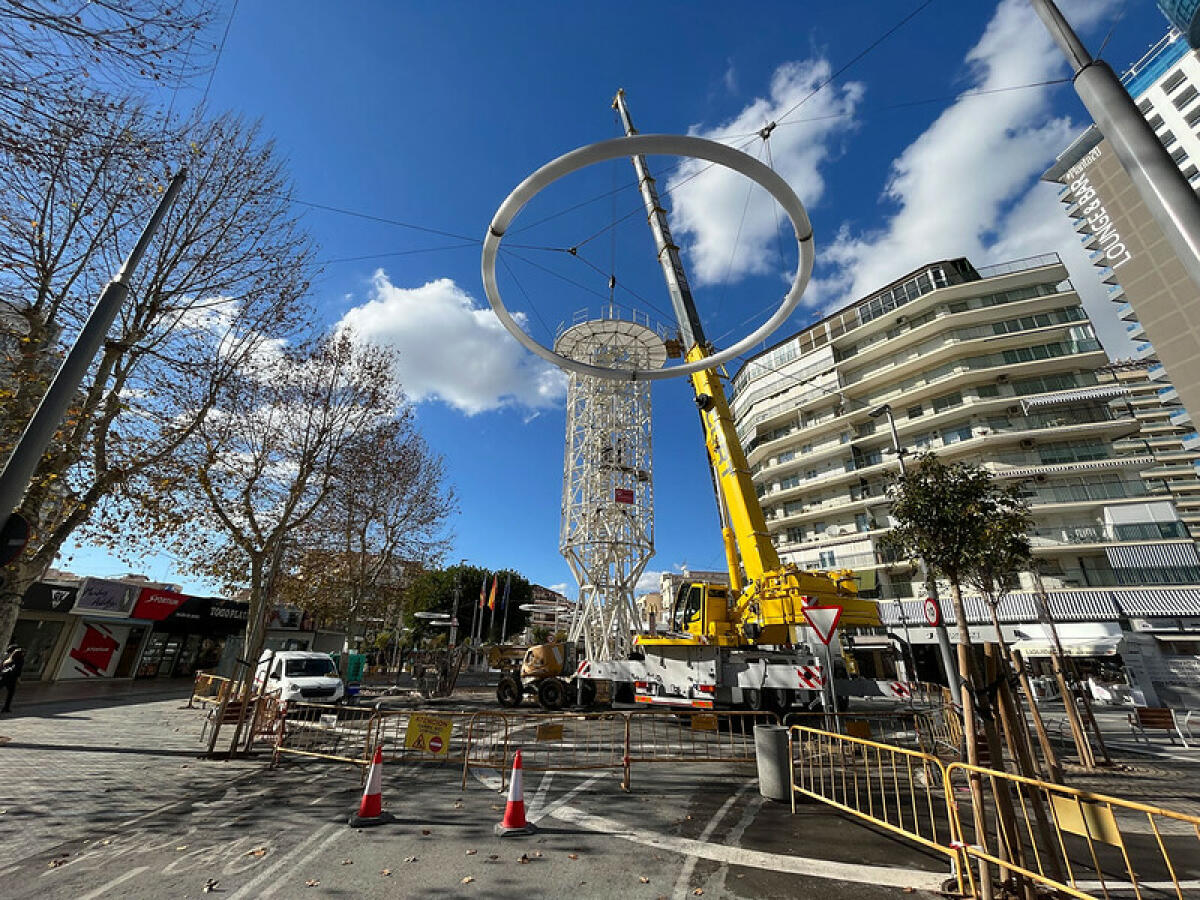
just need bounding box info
[128,330,402,681]
[275,416,456,675]
[0,1,218,155]
[404,564,531,647]
[0,96,314,653]
[881,453,1030,768]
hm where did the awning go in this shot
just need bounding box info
[876,590,1120,626]
[1020,386,1130,411]
[1105,542,1200,568]
[994,456,1151,479]
[1112,589,1200,616]
[1011,637,1123,657]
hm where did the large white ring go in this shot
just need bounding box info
[481,134,814,381]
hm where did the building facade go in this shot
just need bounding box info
[1043,30,1200,467]
[728,255,1200,706]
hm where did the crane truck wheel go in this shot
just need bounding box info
[574,678,597,708]
[765,688,793,716]
[742,688,765,711]
[537,677,567,710]
[496,675,523,708]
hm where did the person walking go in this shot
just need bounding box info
[1,644,24,713]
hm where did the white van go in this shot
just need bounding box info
[255,650,345,704]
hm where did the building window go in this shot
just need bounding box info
[942,425,973,444]
[1187,106,1200,128]
[818,550,837,568]
[977,384,1001,398]
[1174,84,1199,110]
[1147,113,1166,131]
[1161,129,1178,148]
[932,391,962,413]
[1163,70,1187,93]
[906,403,923,419]
[1138,98,1153,114]
[855,513,870,533]
[777,450,795,464]
[785,527,805,544]
[813,522,825,537]
[1172,146,1189,165]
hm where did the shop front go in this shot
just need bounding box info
[133,590,249,679]
[14,581,80,681]
[56,578,153,680]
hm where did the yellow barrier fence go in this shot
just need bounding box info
[788,724,964,893]
[272,701,377,768]
[189,672,232,708]
[946,762,1200,900]
[783,711,929,750]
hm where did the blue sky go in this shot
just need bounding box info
[64,0,1173,597]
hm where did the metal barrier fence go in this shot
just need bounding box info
[788,725,964,894]
[783,711,929,751]
[627,709,774,768]
[272,702,377,767]
[467,710,631,790]
[189,672,232,707]
[946,762,1200,900]
[372,709,479,773]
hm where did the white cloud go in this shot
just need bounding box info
[666,58,865,286]
[338,272,567,415]
[635,569,665,594]
[806,0,1131,354]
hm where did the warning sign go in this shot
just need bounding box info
[535,722,563,742]
[405,713,453,755]
[691,714,718,732]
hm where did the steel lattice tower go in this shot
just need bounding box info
[555,311,667,661]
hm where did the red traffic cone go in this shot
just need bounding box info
[495,749,537,836]
[349,745,394,828]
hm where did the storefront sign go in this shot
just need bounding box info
[132,587,189,621]
[74,578,139,617]
[21,581,78,613]
[59,620,129,679]
[152,596,249,636]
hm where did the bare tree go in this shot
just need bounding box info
[0,94,315,652]
[147,331,405,679]
[276,416,456,674]
[0,1,218,153]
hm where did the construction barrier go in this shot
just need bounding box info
[189,672,232,707]
[946,762,1200,900]
[788,725,964,894]
[372,708,478,771]
[272,701,377,767]
[468,710,631,790]
[783,711,929,751]
[627,708,775,766]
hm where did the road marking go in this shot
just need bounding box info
[226,822,339,900]
[527,773,607,823]
[550,804,946,891]
[259,825,346,898]
[76,865,150,899]
[528,771,554,819]
[672,782,753,900]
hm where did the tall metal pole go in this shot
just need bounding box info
[0,170,187,531]
[1033,0,1200,294]
[874,404,962,708]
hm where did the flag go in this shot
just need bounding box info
[500,574,511,611]
[488,574,498,611]
[479,573,488,610]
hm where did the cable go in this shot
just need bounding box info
[317,241,479,266]
[774,0,934,126]
[200,0,240,108]
[498,252,554,342]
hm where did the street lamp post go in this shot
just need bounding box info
[869,404,962,707]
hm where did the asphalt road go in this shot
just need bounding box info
[0,694,954,899]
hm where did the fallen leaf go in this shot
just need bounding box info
[246,847,268,858]
[305,879,320,887]
[176,845,188,851]
[487,855,499,861]
[640,876,650,883]
[453,800,463,808]
[381,868,392,876]
[403,856,418,863]
[567,853,579,860]
[47,860,65,869]
[203,879,219,893]
[466,849,477,856]
[421,828,432,835]
[693,890,704,896]
[462,876,475,884]
[532,850,543,858]
[490,804,503,810]
[341,858,353,866]
[518,854,530,864]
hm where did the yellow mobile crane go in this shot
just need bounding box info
[577,93,881,714]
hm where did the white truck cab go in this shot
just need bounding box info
[255,650,345,704]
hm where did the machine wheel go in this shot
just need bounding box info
[765,688,793,717]
[612,681,635,704]
[742,688,765,711]
[496,675,523,708]
[574,678,598,708]
[537,677,567,710]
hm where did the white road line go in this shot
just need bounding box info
[550,804,947,891]
[259,826,346,898]
[533,773,607,823]
[76,865,150,899]
[672,783,754,900]
[226,822,339,900]
[527,771,555,819]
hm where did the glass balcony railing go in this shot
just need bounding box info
[1028,520,1190,544]
[1024,480,1154,505]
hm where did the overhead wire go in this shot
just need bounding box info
[200,0,240,109]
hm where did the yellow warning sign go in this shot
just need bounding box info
[535,722,563,742]
[405,713,452,755]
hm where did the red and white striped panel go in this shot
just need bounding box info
[796,665,825,690]
[885,681,912,699]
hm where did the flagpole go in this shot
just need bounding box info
[499,574,512,644]
[487,574,498,640]
[472,571,487,669]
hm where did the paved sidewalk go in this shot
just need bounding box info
[6,676,196,711]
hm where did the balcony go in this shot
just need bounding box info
[1184,432,1200,451]
[1126,320,1146,339]
[1148,363,1168,381]
[1028,520,1190,546]
[1135,342,1158,360]
[1024,480,1155,506]
[1115,302,1135,321]
[1171,408,1194,427]
[1158,385,1180,403]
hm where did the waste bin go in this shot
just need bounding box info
[754,724,790,802]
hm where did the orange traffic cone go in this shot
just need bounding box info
[495,749,537,836]
[349,745,394,828]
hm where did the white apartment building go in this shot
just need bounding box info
[728,255,1200,706]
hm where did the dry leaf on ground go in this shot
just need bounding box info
[246,847,268,858]
[461,876,475,884]
[305,879,320,887]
